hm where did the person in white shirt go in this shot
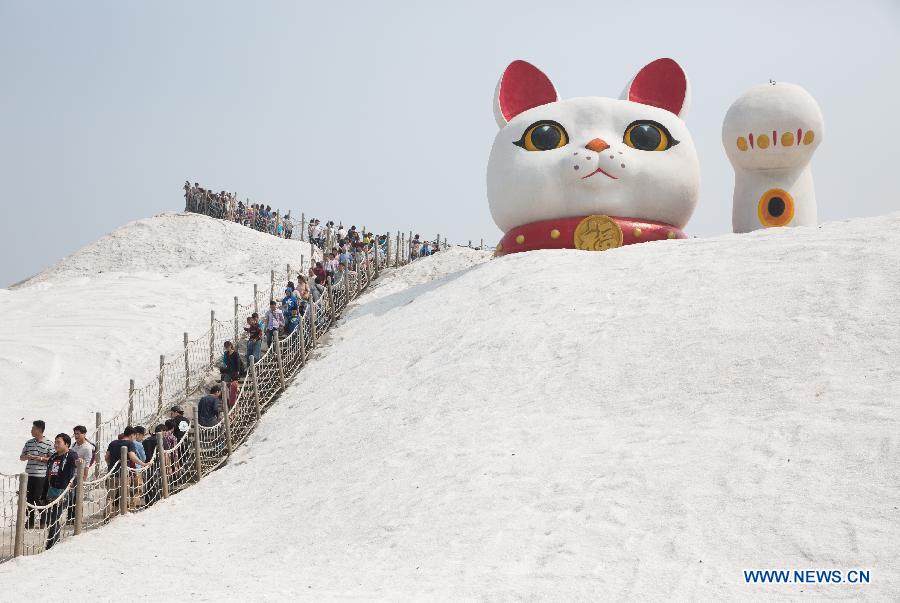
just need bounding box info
[263,300,284,347]
[71,425,95,479]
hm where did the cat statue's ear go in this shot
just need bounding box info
[621,58,691,120]
[493,60,559,128]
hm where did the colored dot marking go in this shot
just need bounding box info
[667,231,676,239]
[550,229,560,239]
[736,137,748,151]
[757,134,770,149]
[620,163,625,168]
[633,227,642,238]
[515,234,525,244]
[573,165,580,171]
[803,130,815,145]
[781,132,794,147]
[496,243,503,252]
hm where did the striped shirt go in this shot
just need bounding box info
[22,437,54,477]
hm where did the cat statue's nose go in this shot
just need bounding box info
[585,138,610,153]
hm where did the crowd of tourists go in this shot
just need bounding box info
[183,181,295,238]
[18,408,191,550]
[14,182,446,553]
[185,180,442,259]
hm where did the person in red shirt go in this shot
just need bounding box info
[245,314,262,363]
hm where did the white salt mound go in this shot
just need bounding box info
[0,212,316,473]
[1,214,898,599]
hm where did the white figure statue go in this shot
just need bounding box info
[723,82,824,233]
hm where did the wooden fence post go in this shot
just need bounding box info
[222,387,233,457]
[395,231,400,266]
[287,263,291,284]
[480,238,484,250]
[192,419,203,482]
[386,234,392,269]
[274,331,286,390]
[301,212,306,241]
[13,473,26,557]
[373,242,379,278]
[270,270,275,302]
[233,297,239,343]
[326,280,336,322]
[73,465,84,535]
[184,332,190,401]
[298,313,307,367]
[309,297,318,349]
[119,445,128,516]
[128,379,135,427]
[249,357,262,421]
[94,412,101,479]
[253,284,258,315]
[209,310,215,366]
[159,438,170,499]
[157,355,165,413]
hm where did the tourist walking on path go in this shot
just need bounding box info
[264,301,284,348]
[198,385,224,427]
[71,425,95,480]
[45,433,80,550]
[245,315,263,363]
[20,419,53,529]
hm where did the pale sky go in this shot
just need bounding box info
[1,0,898,286]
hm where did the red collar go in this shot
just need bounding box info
[495,214,686,256]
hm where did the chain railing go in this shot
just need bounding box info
[0,225,426,562]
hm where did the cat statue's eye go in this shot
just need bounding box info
[623,120,679,152]
[514,121,569,152]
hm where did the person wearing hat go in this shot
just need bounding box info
[169,406,190,441]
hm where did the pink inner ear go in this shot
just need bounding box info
[499,60,557,122]
[628,58,687,116]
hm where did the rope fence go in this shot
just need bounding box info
[0,197,436,563]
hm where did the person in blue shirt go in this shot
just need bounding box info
[282,288,298,316]
[132,426,147,462]
[285,307,301,336]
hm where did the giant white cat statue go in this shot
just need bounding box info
[723,82,823,233]
[487,58,700,256]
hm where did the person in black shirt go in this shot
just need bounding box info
[104,427,145,519]
[105,428,142,471]
[168,407,190,441]
[198,385,223,427]
[219,341,241,382]
[45,433,80,549]
[141,424,166,506]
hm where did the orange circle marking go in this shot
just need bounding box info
[757,188,795,227]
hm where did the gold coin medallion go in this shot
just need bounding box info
[573,215,623,251]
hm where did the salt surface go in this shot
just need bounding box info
[1,215,898,599]
[0,212,317,473]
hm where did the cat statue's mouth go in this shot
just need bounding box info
[580,166,619,181]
